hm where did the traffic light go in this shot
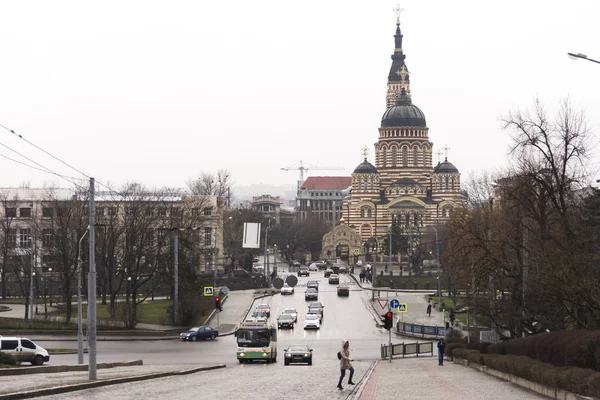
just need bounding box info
[382,311,393,330]
[215,297,222,311]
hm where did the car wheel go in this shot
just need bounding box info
[284,360,289,365]
[210,334,216,340]
[32,355,44,366]
[308,359,312,366]
[238,359,244,364]
[191,336,197,342]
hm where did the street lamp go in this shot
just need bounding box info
[430,226,442,311]
[77,228,89,365]
[32,272,37,315]
[48,267,53,306]
[387,226,392,274]
[567,52,600,64]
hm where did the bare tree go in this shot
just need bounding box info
[187,169,233,200]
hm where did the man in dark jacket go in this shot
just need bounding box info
[427,303,432,317]
[437,338,446,366]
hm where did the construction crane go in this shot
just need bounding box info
[281,160,344,182]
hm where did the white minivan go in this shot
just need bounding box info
[0,337,50,365]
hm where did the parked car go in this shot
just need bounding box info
[324,268,334,277]
[278,313,295,329]
[282,308,298,322]
[256,303,271,317]
[281,284,294,295]
[328,274,340,284]
[303,313,321,330]
[0,337,50,365]
[298,266,310,277]
[307,280,319,291]
[337,284,350,296]
[284,344,313,365]
[305,288,318,301]
[180,326,219,341]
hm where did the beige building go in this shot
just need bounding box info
[342,16,463,251]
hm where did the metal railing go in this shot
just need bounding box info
[381,341,433,359]
[397,322,450,338]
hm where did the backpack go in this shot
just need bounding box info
[337,351,342,360]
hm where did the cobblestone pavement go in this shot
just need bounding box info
[359,358,548,400]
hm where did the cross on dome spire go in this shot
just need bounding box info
[393,4,404,25]
[442,144,450,160]
[362,145,369,160]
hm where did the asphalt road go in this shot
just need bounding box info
[40,272,388,366]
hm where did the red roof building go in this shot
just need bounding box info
[296,176,351,223]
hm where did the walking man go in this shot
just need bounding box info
[337,340,355,390]
[449,310,456,327]
[437,338,446,366]
[426,303,432,317]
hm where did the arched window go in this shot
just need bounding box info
[360,208,365,218]
[382,147,387,167]
[369,177,374,190]
[413,146,419,166]
[391,146,397,167]
[451,176,455,190]
[367,208,372,218]
[402,146,408,167]
[445,176,449,190]
[442,208,447,217]
[422,148,427,166]
[363,179,367,190]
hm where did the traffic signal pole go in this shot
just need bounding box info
[388,306,392,363]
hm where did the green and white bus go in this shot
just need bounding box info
[235,322,278,363]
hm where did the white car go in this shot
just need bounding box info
[303,313,321,330]
[281,284,294,295]
[282,308,298,322]
[308,263,318,271]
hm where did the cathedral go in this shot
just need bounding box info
[343,13,463,247]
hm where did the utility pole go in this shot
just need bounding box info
[29,242,35,318]
[87,177,97,381]
[388,226,392,274]
[263,224,269,286]
[77,228,89,365]
[522,227,528,337]
[173,231,179,326]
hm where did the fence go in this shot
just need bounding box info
[396,322,450,338]
[380,341,433,359]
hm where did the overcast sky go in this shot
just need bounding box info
[1,0,599,193]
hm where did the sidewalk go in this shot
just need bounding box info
[207,289,256,335]
[355,358,548,400]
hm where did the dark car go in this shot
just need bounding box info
[284,344,313,365]
[337,285,350,296]
[324,268,334,277]
[307,280,319,291]
[180,326,219,341]
[278,313,295,329]
[305,288,318,301]
[316,261,328,270]
[232,268,250,278]
[298,266,309,277]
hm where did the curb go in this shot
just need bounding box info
[348,360,377,400]
[0,360,144,377]
[0,364,226,400]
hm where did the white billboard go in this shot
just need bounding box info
[243,222,261,249]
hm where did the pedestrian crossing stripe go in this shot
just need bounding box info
[204,286,214,296]
[398,303,408,312]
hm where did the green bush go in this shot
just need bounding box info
[0,351,16,365]
[446,342,465,359]
[552,366,597,396]
[586,373,600,397]
[466,350,483,365]
[452,348,468,359]
[445,329,463,344]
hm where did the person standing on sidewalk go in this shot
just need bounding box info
[437,338,446,366]
[427,303,432,317]
[337,340,355,390]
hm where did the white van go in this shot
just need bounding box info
[0,337,50,365]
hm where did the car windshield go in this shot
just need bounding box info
[236,329,271,347]
[306,288,316,293]
[284,309,296,314]
[279,314,293,321]
[252,311,266,317]
[309,303,322,308]
[258,304,269,309]
[288,345,308,351]
[306,314,318,320]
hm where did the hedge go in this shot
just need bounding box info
[487,329,600,371]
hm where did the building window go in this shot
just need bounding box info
[42,207,53,218]
[158,229,170,244]
[125,207,134,216]
[382,147,387,167]
[158,208,167,217]
[402,146,408,167]
[7,229,16,248]
[191,208,199,216]
[442,208,447,218]
[5,208,16,218]
[360,208,365,218]
[413,146,419,166]
[391,146,397,167]
[451,176,455,191]
[144,229,154,247]
[422,148,427,166]
[19,229,32,248]
[19,208,31,218]
[42,229,54,248]
[367,208,372,218]
[445,176,449,190]
[363,179,367,190]
[204,227,212,246]
[108,207,117,216]
[203,207,213,216]
[96,207,105,216]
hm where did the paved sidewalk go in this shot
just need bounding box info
[357,358,547,400]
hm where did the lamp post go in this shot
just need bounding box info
[48,267,53,307]
[567,52,600,64]
[77,228,89,365]
[387,226,392,274]
[213,216,233,289]
[430,226,442,311]
[32,272,37,315]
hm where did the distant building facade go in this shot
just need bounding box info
[251,195,283,224]
[296,176,352,223]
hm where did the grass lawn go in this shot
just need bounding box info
[59,299,173,325]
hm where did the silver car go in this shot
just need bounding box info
[0,337,50,365]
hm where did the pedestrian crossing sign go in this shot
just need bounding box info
[204,286,214,296]
[398,303,408,312]
[352,249,360,256]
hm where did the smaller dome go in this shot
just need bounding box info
[433,158,459,174]
[353,159,378,174]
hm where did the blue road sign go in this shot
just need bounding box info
[390,298,400,309]
[204,286,214,296]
